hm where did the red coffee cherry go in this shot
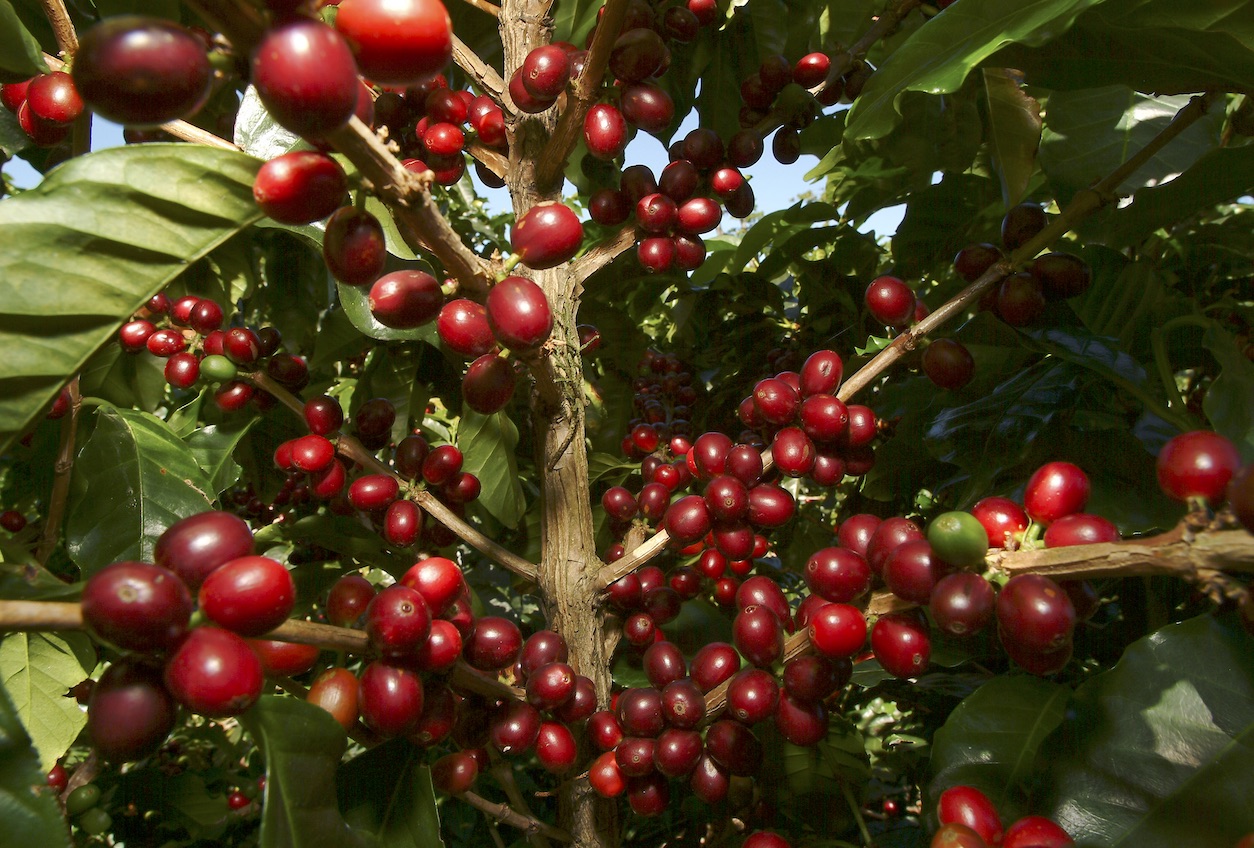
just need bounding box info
[1156,430,1241,504]
[252,18,359,138]
[88,660,177,763]
[253,151,347,225]
[334,0,452,85]
[163,627,265,717]
[154,511,254,590]
[199,556,296,636]
[82,561,194,652]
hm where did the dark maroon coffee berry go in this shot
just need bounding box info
[88,660,177,763]
[369,270,444,329]
[865,275,916,327]
[923,338,975,390]
[73,16,212,127]
[437,299,496,358]
[82,561,194,651]
[1001,203,1048,251]
[254,151,347,225]
[324,207,387,286]
[252,18,359,138]
[462,354,516,414]
[154,511,254,590]
[486,276,553,351]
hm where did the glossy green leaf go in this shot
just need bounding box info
[338,740,444,848]
[982,68,1041,208]
[891,174,995,278]
[0,631,94,772]
[1038,87,1223,209]
[928,676,1069,820]
[1201,323,1254,459]
[185,418,257,495]
[925,359,1079,492]
[1018,325,1156,407]
[1105,143,1254,247]
[845,0,1103,141]
[1036,615,1254,847]
[0,0,46,83]
[989,0,1254,95]
[760,717,868,835]
[0,677,70,847]
[240,696,374,848]
[65,406,216,577]
[0,144,263,453]
[458,408,525,528]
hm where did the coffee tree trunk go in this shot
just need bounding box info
[501,2,620,845]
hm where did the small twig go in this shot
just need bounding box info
[460,790,572,842]
[567,224,636,289]
[535,0,631,189]
[245,371,539,581]
[37,378,80,564]
[38,0,77,55]
[492,759,554,848]
[836,92,1213,402]
[454,33,507,101]
[457,0,501,17]
[816,0,922,101]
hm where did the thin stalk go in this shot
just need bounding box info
[37,378,80,564]
[460,791,572,842]
[38,0,77,55]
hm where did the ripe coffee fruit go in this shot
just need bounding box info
[82,561,193,651]
[73,17,212,126]
[370,270,444,329]
[335,0,452,85]
[252,19,360,138]
[359,661,424,737]
[1001,203,1048,251]
[871,611,931,678]
[155,511,255,589]
[1024,462,1089,524]
[164,627,265,717]
[997,574,1075,654]
[1156,430,1241,503]
[87,660,177,763]
[937,785,1003,846]
[511,202,583,269]
[865,275,916,327]
[486,276,553,350]
[198,556,295,636]
[324,207,387,286]
[922,338,975,390]
[253,151,347,225]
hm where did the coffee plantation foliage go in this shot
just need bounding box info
[0,0,1252,847]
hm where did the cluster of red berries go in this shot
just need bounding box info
[1,70,85,149]
[117,290,306,409]
[737,51,871,163]
[78,512,293,763]
[274,392,483,548]
[933,784,1074,848]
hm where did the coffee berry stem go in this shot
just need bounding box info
[37,377,80,564]
[461,791,573,843]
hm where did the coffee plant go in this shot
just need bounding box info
[0,1,1252,847]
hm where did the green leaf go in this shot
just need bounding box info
[65,406,216,577]
[0,144,263,453]
[0,676,70,847]
[338,740,445,847]
[1035,615,1254,847]
[1105,143,1254,247]
[1200,323,1254,459]
[928,676,1069,820]
[185,418,257,495]
[891,174,995,278]
[0,0,47,83]
[988,0,1254,96]
[982,68,1041,208]
[924,359,1079,493]
[1038,86,1223,209]
[240,696,375,848]
[458,408,525,528]
[235,86,302,161]
[759,717,869,835]
[844,0,1103,141]
[0,632,94,772]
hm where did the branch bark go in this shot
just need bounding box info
[534,0,630,190]
[38,0,77,55]
[460,791,573,842]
